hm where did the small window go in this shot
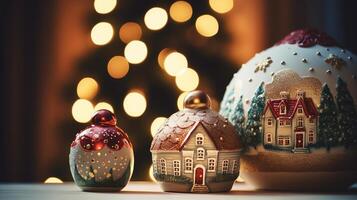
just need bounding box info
[197,148,205,160]
[279,120,284,126]
[196,133,204,145]
[152,159,157,173]
[309,118,314,123]
[207,158,216,172]
[308,131,314,144]
[184,157,193,173]
[285,120,291,126]
[160,158,166,175]
[278,137,284,145]
[297,108,303,114]
[280,104,286,115]
[267,118,273,126]
[232,160,239,173]
[297,117,304,127]
[266,133,272,143]
[284,137,290,145]
[222,160,229,174]
[173,160,181,176]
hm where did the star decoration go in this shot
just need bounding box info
[325,54,346,69]
[254,57,273,73]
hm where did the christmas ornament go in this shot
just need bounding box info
[220,29,357,190]
[151,90,242,193]
[69,109,134,192]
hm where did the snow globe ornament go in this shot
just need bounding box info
[220,29,357,190]
[69,109,134,192]
[150,90,242,193]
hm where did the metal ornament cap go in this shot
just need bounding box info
[183,90,211,109]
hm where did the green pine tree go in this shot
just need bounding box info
[336,77,357,148]
[245,82,265,148]
[228,95,245,138]
[318,83,340,150]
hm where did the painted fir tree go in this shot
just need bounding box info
[228,95,245,137]
[245,82,265,148]
[318,84,340,150]
[336,77,357,148]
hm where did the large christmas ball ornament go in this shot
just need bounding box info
[151,90,242,193]
[220,29,357,190]
[69,109,134,192]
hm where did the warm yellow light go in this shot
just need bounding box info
[123,92,147,117]
[175,68,199,92]
[107,56,129,79]
[144,7,168,31]
[157,48,174,69]
[150,117,167,137]
[209,0,234,14]
[91,22,114,45]
[177,92,189,110]
[169,1,193,23]
[72,99,94,123]
[94,102,114,113]
[44,177,63,184]
[124,40,148,64]
[94,0,117,14]
[149,165,157,182]
[195,15,219,37]
[164,52,188,76]
[119,22,142,43]
[211,98,220,112]
[76,77,99,100]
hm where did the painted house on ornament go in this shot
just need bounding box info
[262,90,318,152]
[150,91,241,193]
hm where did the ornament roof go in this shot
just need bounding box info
[150,108,242,151]
[264,96,318,119]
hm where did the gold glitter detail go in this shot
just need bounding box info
[266,69,322,106]
[325,54,346,70]
[254,57,273,73]
[89,172,94,178]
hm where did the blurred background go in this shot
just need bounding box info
[1,0,357,183]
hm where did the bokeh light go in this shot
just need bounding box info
[144,7,168,31]
[44,177,63,184]
[195,15,219,37]
[94,0,117,14]
[175,68,199,92]
[124,40,148,64]
[150,117,167,137]
[76,77,99,100]
[211,98,220,111]
[177,92,189,110]
[72,99,94,123]
[157,48,174,69]
[209,0,234,14]
[107,56,129,79]
[149,165,157,182]
[119,22,142,43]
[94,102,114,113]
[91,22,114,45]
[123,91,147,117]
[169,1,193,23]
[164,52,188,76]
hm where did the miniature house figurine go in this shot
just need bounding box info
[262,90,318,152]
[150,90,242,193]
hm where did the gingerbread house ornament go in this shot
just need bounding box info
[150,90,242,193]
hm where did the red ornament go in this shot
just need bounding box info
[276,29,337,48]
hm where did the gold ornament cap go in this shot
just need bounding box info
[183,90,211,109]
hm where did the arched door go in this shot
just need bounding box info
[194,167,204,185]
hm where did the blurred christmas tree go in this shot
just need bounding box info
[63,0,237,180]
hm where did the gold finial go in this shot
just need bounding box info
[183,90,211,109]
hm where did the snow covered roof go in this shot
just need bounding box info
[150,108,242,151]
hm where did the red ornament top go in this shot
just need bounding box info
[275,29,337,48]
[71,109,131,151]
